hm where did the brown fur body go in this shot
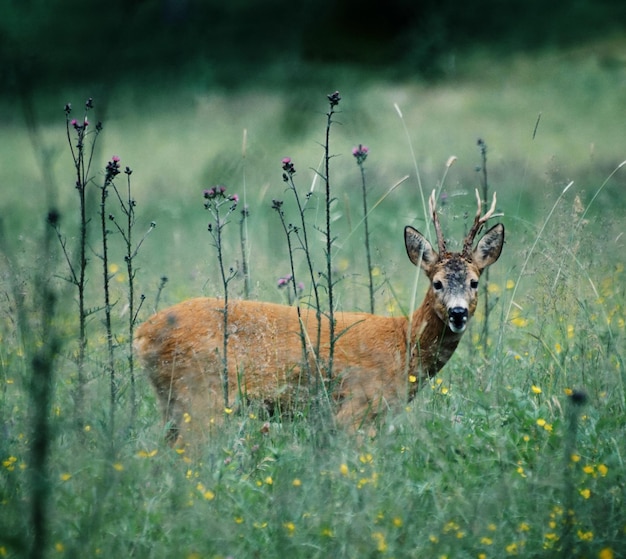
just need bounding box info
[135,192,504,441]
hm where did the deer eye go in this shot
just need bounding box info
[433,280,444,291]
[470,279,479,289]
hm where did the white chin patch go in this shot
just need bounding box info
[448,321,467,334]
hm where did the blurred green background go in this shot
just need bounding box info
[2,0,625,88]
[1,0,625,304]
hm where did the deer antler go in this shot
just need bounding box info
[429,189,447,255]
[462,189,497,257]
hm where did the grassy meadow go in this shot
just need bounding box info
[1,39,625,558]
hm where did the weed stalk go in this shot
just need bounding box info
[109,165,153,428]
[239,205,250,298]
[56,98,102,429]
[353,144,374,314]
[280,157,322,357]
[100,156,120,435]
[476,138,491,352]
[204,186,239,408]
[272,198,311,382]
[322,91,341,380]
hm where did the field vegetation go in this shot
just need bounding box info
[1,28,625,559]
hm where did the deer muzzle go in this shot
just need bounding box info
[448,306,469,333]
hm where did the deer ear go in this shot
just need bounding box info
[405,226,439,271]
[473,223,505,270]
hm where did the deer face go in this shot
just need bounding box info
[430,255,480,333]
[405,222,505,334]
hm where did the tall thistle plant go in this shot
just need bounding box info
[106,160,153,430]
[352,144,375,314]
[203,186,240,409]
[322,91,341,380]
[51,99,102,428]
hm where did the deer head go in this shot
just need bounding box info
[404,189,504,334]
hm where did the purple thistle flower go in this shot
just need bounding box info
[281,157,296,178]
[105,156,121,183]
[352,144,369,165]
[277,274,293,288]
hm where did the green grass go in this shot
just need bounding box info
[1,39,625,558]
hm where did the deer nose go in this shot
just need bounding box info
[448,307,469,333]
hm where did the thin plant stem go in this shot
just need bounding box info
[239,206,250,299]
[62,99,102,429]
[101,157,121,436]
[240,129,251,298]
[504,181,573,326]
[110,165,154,428]
[272,200,310,381]
[323,91,341,381]
[204,187,239,408]
[477,138,491,352]
[353,145,374,314]
[281,157,322,358]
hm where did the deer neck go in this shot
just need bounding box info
[406,290,464,397]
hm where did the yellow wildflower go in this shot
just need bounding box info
[137,449,158,458]
[372,531,387,552]
[577,529,593,541]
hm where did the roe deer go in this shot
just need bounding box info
[135,190,504,442]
